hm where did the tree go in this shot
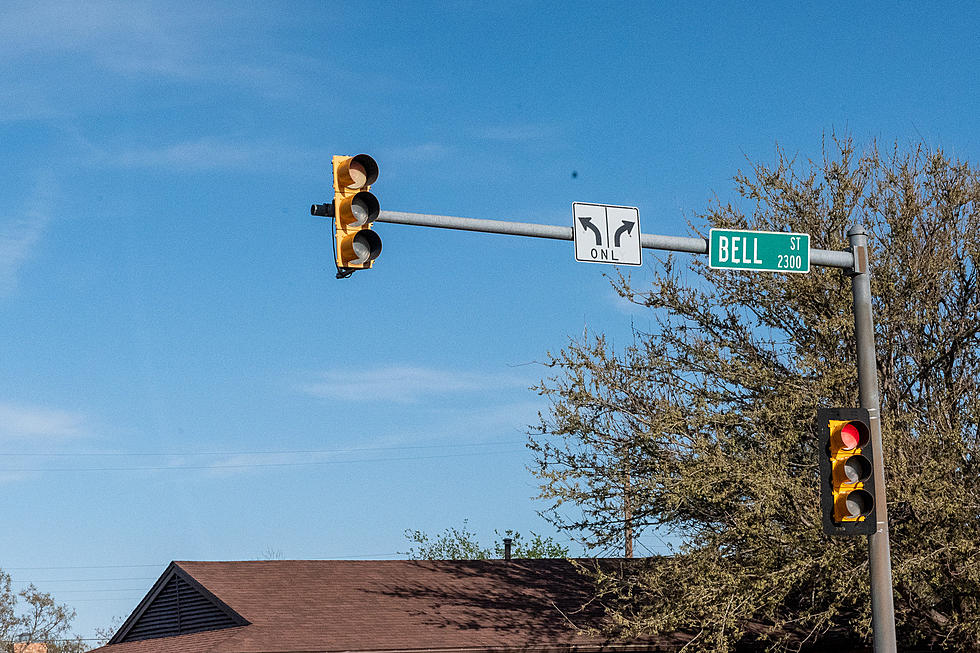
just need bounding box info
[0,568,86,653]
[402,520,569,560]
[91,616,126,650]
[529,136,980,651]
[527,335,657,559]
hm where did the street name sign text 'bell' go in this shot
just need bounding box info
[573,202,642,266]
[709,228,810,273]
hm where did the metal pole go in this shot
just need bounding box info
[363,210,897,642]
[377,211,855,268]
[847,224,897,653]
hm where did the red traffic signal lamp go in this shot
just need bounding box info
[816,407,877,536]
[310,154,381,277]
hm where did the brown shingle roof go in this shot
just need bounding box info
[90,559,670,653]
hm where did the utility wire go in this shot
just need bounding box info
[5,551,400,572]
[4,564,161,570]
[0,447,524,473]
[12,576,156,583]
[33,588,150,593]
[0,439,527,457]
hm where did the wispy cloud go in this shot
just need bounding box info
[0,3,315,119]
[609,283,650,316]
[96,137,328,173]
[384,142,452,164]
[0,2,204,72]
[473,123,559,142]
[110,138,263,171]
[0,401,87,440]
[0,186,52,297]
[300,365,533,403]
[0,471,31,484]
[195,452,322,480]
[0,80,61,122]
[0,217,45,297]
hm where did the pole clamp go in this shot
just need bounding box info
[849,244,868,276]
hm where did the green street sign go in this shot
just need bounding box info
[709,228,810,273]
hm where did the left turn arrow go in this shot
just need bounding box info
[579,217,602,246]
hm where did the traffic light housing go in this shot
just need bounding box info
[816,407,877,536]
[311,153,381,277]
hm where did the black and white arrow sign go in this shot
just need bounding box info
[572,202,642,266]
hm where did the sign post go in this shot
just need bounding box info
[848,225,897,652]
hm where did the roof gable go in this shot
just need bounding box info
[109,563,249,644]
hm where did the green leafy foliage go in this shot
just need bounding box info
[0,568,86,652]
[402,520,569,560]
[530,136,980,651]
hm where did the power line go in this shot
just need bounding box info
[0,447,524,473]
[4,564,162,571]
[32,588,150,593]
[5,552,401,573]
[0,439,527,457]
[12,577,155,583]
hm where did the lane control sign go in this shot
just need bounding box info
[573,202,641,266]
[709,228,810,273]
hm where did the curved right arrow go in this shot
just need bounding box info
[613,220,635,247]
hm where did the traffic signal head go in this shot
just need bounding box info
[334,153,378,190]
[816,407,877,536]
[329,153,381,274]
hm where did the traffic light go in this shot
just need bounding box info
[311,153,381,277]
[816,407,877,536]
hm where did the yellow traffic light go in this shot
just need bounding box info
[817,408,877,536]
[311,154,382,277]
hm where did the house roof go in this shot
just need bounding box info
[90,559,674,653]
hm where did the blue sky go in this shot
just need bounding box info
[2,1,979,642]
